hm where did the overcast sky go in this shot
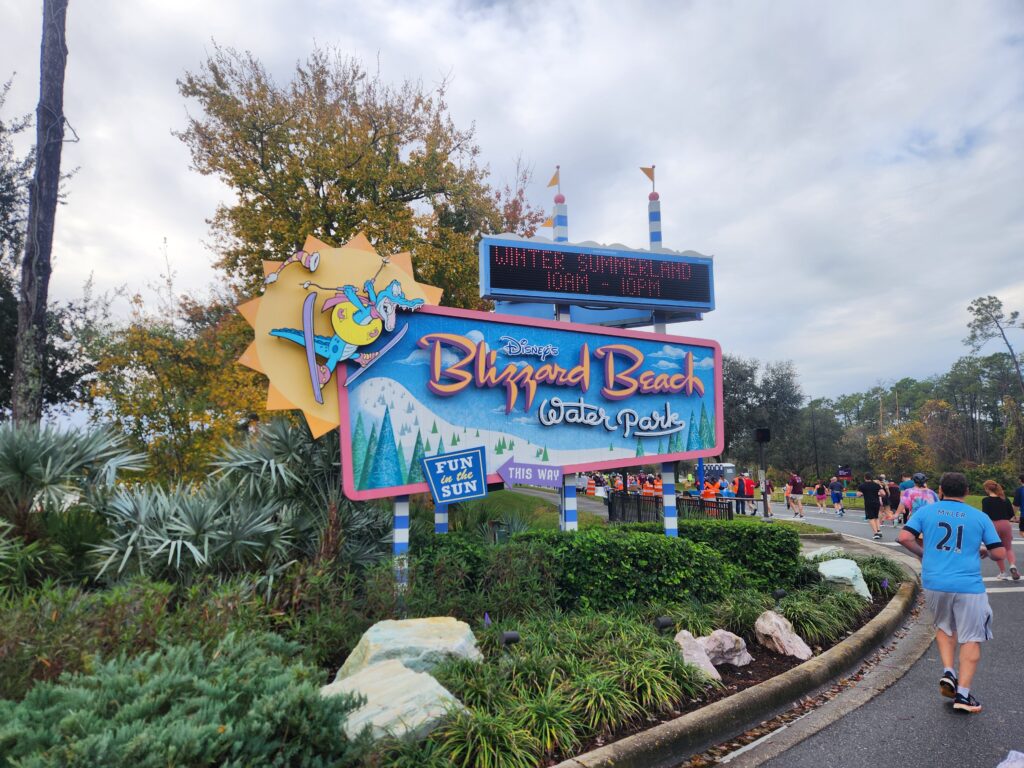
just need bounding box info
[2,0,1022,399]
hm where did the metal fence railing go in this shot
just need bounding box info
[607,491,662,523]
[677,495,735,520]
[607,492,738,523]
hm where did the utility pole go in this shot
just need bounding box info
[13,0,70,423]
[810,401,820,479]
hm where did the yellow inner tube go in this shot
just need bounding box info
[329,301,382,346]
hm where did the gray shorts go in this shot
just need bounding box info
[924,589,993,643]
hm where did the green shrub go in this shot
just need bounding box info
[615,519,801,590]
[516,528,735,609]
[0,579,177,699]
[0,632,369,767]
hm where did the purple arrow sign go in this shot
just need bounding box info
[497,457,563,489]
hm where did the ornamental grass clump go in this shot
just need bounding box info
[855,555,905,598]
[779,585,869,645]
[429,609,717,765]
[512,685,584,756]
[431,709,541,768]
[711,589,773,639]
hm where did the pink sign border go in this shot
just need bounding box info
[338,304,724,501]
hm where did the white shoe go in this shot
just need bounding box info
[996,572,1008,581]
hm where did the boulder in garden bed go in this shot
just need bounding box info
[697,629,754,667]
[336,617,482,680]
[803,545,844,560]
[817,558,872,601]
[321,659,465,742]
[673,630,722,681]
[755,610,813,660]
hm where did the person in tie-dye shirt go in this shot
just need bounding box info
[897,472,939,524]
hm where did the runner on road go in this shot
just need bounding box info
[981,480,1019,581]
[857,473,886,539]
[898,472,1006,714]
[829,476,845,516]
[897,472,938,526]
[814,480,827,511]
[788,472,805,518]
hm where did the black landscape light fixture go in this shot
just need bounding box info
[772,588,787,608]
[500,630,521,647]
[653,616,674,633]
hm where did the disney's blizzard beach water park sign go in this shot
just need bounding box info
[238,232,723,503]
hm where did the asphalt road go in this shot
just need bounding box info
[753,505,1024,768]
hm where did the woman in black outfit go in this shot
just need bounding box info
[982,480,1019,580]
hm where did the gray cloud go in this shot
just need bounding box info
[1,0,1021,399]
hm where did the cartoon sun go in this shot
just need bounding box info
[237,233,442,437]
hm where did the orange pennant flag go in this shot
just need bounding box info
[541,216,554,228]
[547,167,560,188]
[640,166,655,183]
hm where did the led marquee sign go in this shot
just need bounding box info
[479,236,715,313]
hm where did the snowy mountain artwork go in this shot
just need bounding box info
[338,305,722,500]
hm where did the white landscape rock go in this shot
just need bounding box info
[336,617,483,680]
[755,610,813,661]
[817,558,872,601]
[673,630,722,681]
[321,659,465,742]
[802,545,844,560]
[697,629,754,667]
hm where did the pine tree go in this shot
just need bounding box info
[407,431,426,484]
[656,439,664,455]
[424,437,432,452]
[351,413,367,486]
[368,407,403,489]
[635,438,644,457]
[431,420,438,434]
[609,441,614,451]
[475,428,480,437]
[541,446,549,461]
[686,410,701,451]
[359,423,379,489]
[396,441,408,484]
[699,402,714,448]
[436,437,446,456]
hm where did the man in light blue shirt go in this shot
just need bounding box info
[898,472,1005,714]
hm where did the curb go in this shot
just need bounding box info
[552,568,919,768]
[797,532,843,541]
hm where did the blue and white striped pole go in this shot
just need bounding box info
[394,495,410,585]
[434,503,448,534]
[553,191,568,244]
[648,191,663,251]
[552,175,576,531]
[562,472,578,532]
[645,179,678,537]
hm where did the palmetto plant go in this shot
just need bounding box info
[93,482,293,584]
[213,418,392,569]
[0,423,145,538]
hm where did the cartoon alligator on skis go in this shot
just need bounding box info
[270,278,424,403]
